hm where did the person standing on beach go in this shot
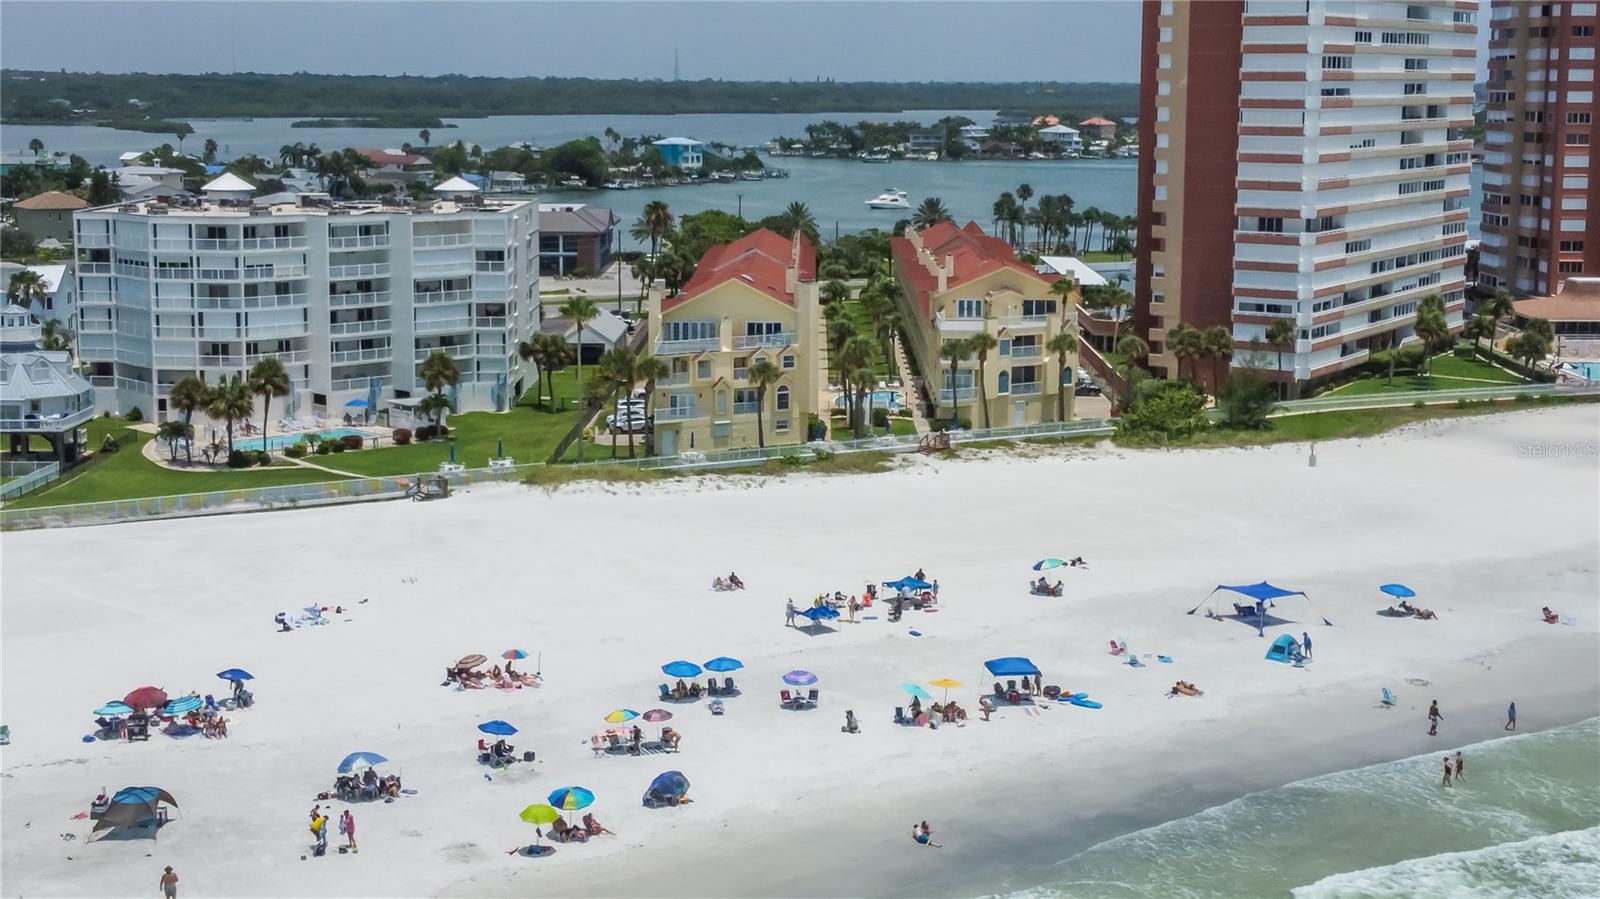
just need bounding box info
[311,812,328,855]
[340,809,356,851]
[1428,700,1443,736]
[847,595,859,624]
[158,866,178,898]
[1506,701,1517,731]
[785,599,797,628]
[1441,756,1453,787]
[1302,631,1313,660]
[1454,751,1465,783]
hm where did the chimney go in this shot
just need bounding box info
[786,232,800,295]
[937,254,953,294]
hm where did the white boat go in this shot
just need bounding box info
[737,170,764,181]
[858,151,891,163]
[865,188,910,210]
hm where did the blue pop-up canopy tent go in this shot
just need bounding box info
[883,577,932,592]
[983,657,1041,677]
[1189,582,1325,635]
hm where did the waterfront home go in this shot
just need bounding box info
[1079,117,1118,141]
[539,307,630,363]
[354,148,433,185]
[538,203,619,276]
[0,263,73,324]
[906,128,944,156]
[958,125,989,151]
[645,229,821,455]
[1037,124,1083,155]
[651,138,705,172]
[0,304,95,463]
[114,165,187,189]
[13,191,88,243]
[891,222,1079,427]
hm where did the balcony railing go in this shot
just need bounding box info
[1010,382,1043,396]
[244,349,310,365]
[78,319,116,333]
[192,238,242,251]
[331,375,390,392]
[414,289,471,305]
[732,401,761,415]
[414,317,474,335]
[153,326,197,339]
[413,260,475,276]
[329,291,392,308]
[994,314,1050,330]
[198,355,245,368]
[78,262,112,274]
[328,234,389,249]
[76,234,111,247]
[243,265,306,281]
[78,290,114,304]
[153,268,195,280]
[414,345,473,361]
[733,332,796,349]
[329,263,390,279]
[934,314,986,333]
[242,293,308,309]
[656,404,698,420]
[938,387,978,402]
[659,372,691,387]
[242,236,309,251]
[329,319,393,336]
[655,337,721,355]
[732,367,749,381]
[0,407,96,432]
[330,347,392,364]
[413,233,472,248]
[1008,345,1043,359]
[475,316,509,330]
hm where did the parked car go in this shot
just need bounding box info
[1074,381,1103,397]
[607,413,650,433]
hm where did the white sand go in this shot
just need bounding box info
[3,406,1597,898]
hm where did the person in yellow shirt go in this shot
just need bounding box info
[310,813,328,855]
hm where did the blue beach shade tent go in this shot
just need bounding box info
[338,751,389,773]
[1265,634,1304,664]
[983,657,1041,678]
[883,577,933,592]
[1189,582,1321,636]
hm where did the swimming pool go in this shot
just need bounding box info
[233,428,373,452]
[833,390,901,411]
[1564,361,1600,382]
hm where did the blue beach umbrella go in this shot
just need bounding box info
[1033,558,1067,571]
[338,751,389,773]
[547,786,595,815]
[162,696,202,716]
[782,670,817,686]
[94,701,133,717]
[703,657,744,673]
[799,606,839,622]
[648,770,689,798]
[898,683,932,701]
[1379,583,1416,599]
[661,660,703,678]
[478,720,518,736]
[345,398,368,408]
[216,668,254,682]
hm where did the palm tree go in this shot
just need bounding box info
[279,142,305,167]
[967,331,998,429]
[634,353,670,453]
[1414,311,1452,376]
[747,358,783,449]
[205,374,254,456]
[632,199,674,261]
[169,375,210,464]
[841,335,877,437]
[27,137,44,155]
[1202,326,1233,391]
[912,197,952,229]
[1047,329,1078,422]
[599,345,644,458]
[773,201,817,241]
[1167,323,1202,385]
[558,297,600,460]
[157,419,188,460]
[39,318,73,354]
[517,332,570,408]
[6,270,47,308]
[940,337,972,428]
[1481,288,1515,354]
[992,192,1017,241]
[1016,182,1033,221]
[247,357,290,452]
[419,128,432,148]
[821,278,851,310]
[1264,318,1297,399]
[1509,330,1551,370]
[202,138,218,163]
[418,350,461,437]
[1114,333,1148,408]
[849,365,876,437]
[1463,314,1496,359]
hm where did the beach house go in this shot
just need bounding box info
[13,191,88,243]
[645,229,821,455]
[1079,117,1118,141]
[1037,124,1084,155]
[891,221,1079,427]
[651,138,705,172]
[537,203,619,276]
[0,304,96,463]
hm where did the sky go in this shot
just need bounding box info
[0,1,1145,82]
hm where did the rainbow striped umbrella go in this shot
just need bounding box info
[603,709,639,724]
[547,786,595,816]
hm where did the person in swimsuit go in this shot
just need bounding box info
[1441,756,1453,787]
[1454,751,1464,783]
[159,866,179,898]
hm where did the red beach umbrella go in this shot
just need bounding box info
[123,686,168,710]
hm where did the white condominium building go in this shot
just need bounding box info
[72,179,538,420]
[1135,0,1476,392]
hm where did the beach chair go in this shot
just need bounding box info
[807,688,819,707]
[723,676,737,694]
[706,679,721,697]
[1006,679,1019,694]
[659,683,671,701]
[894,706,908,725]
[1381,688,1397,708]
[992,682,1005,698]
[780,689,795,708]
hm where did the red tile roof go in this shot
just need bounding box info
[666,228,815,311]
[353,148,428,167]
[1079,117,1117,127]
[891,221,1057,318]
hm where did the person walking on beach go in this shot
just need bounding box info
[1441,756,1453,787]
[785,599,797,628]
[1428,700,1443,736]
[847,595,859,624]
[1302,631,1313,660]
[1506,701,1517,731]
[340,809,356,852]
[158,866,178,898]
[1454,751,1465,783]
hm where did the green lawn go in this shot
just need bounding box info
[1079,251,1132,264]
[829,298,894,381]
[1325,352,1529,397]
[8,417,350,509]
[321,368,587,475]
[830,416,916,438]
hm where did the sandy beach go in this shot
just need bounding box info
[2,405,1597,898]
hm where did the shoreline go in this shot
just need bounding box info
[3,407,1595,899]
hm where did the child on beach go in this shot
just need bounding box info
[340,809,356,851]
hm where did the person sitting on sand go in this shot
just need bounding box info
[1543,606,1560,624]
[491,738,514,761]
[728,572,744,590]
[909,696,923,718]
[712,576,730,590]
[912,821,942,847]
[661,727,682,750]
[1398,599,1416,615]
[1414,607,1438,620]
[383,774,402,798]
[582,813,612,836]
[673,679,688,700]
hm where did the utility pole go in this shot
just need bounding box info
[737,193,743,219]
[673,49,680,81]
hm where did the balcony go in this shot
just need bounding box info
[242,293,308,309]
[732,367,749,381]
[79,290,114,305]
[153,326,197,339]
[242,236,309,251]
[192,238,242,251]
[244,349,310,366]
[329,319,392,336]
[994,314,1050,330]
[659,372,691,387]
[1010,382,1043,396]
[329,291,392,308]
[656,403,698,421]
[733,401,760,415]
[414,317,473,335]
[655,337,721,355]
[413,259,475,276]
[0,407,96,433]
[1007,345,1043,360]
[76,234,111,247]
[332,375,390,392]
[733,332,796,350]
[78,319,116,333]
[413,233,472,248]
[243,264,306,281]
[474,316,509,330]
[328,234,389,250]
[414,345,473,361]
[330,347,392,365]
[933,314,986,334]
[78,262,112,275]
[329,262,391,279]
[154,268,196,280]
[938,387,978,402]
[198,354,245,368]
[414,289,471,305]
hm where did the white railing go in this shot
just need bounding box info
[655,337,721,355]
[198,355,245,368]
[79,262,112,274]
[413,260,475,276]
[475,316,509,330]
[995,314,1050,329]
[732,368,749,381]
[117,377,152,393]
[242,293,308,309]
[0,408,95,432]
[79,290,114,304]
[243,264,306,280]
[153,326,196,339]
[414,345,473,361]
[197,326,241,340]
[329,319,393,336]
[414,317,473,335]
[934,314,986,333]
[244,349,309,365]
[78,319,116,333]
[1008,345,1043,359]
[732,401,760,414]
[0,461,61,501]
[329,347,392,364]
[153,268,195,280]
[330,263,390,279]
[1010,382,1043,396]
[413,233,472,248]
[331,376,389,391]
[328,234,389,249]
[414,289,471,305]
[733,332,796,349]
[329,291,391,308]
[656,404,698,420]
[192,238,242,251]
[659,372,691,387]
[76,234,111,247]
[243,322,310,339]
[242,236,309,251]
[938,387,978,402]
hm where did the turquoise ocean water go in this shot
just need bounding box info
[996,719,1600,899]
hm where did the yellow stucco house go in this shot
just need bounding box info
[891,221,1079,427]
[646,229,822,455]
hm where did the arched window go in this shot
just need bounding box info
[997,370,1011,394]
[776,385,791,411]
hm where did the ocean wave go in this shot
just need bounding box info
[1290,827,1600,899]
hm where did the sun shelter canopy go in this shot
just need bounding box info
[984,657,1040,677]
[1215,582,1305,602]
[884,577,932,591]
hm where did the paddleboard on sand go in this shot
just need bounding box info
[1068,697,1103,709]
